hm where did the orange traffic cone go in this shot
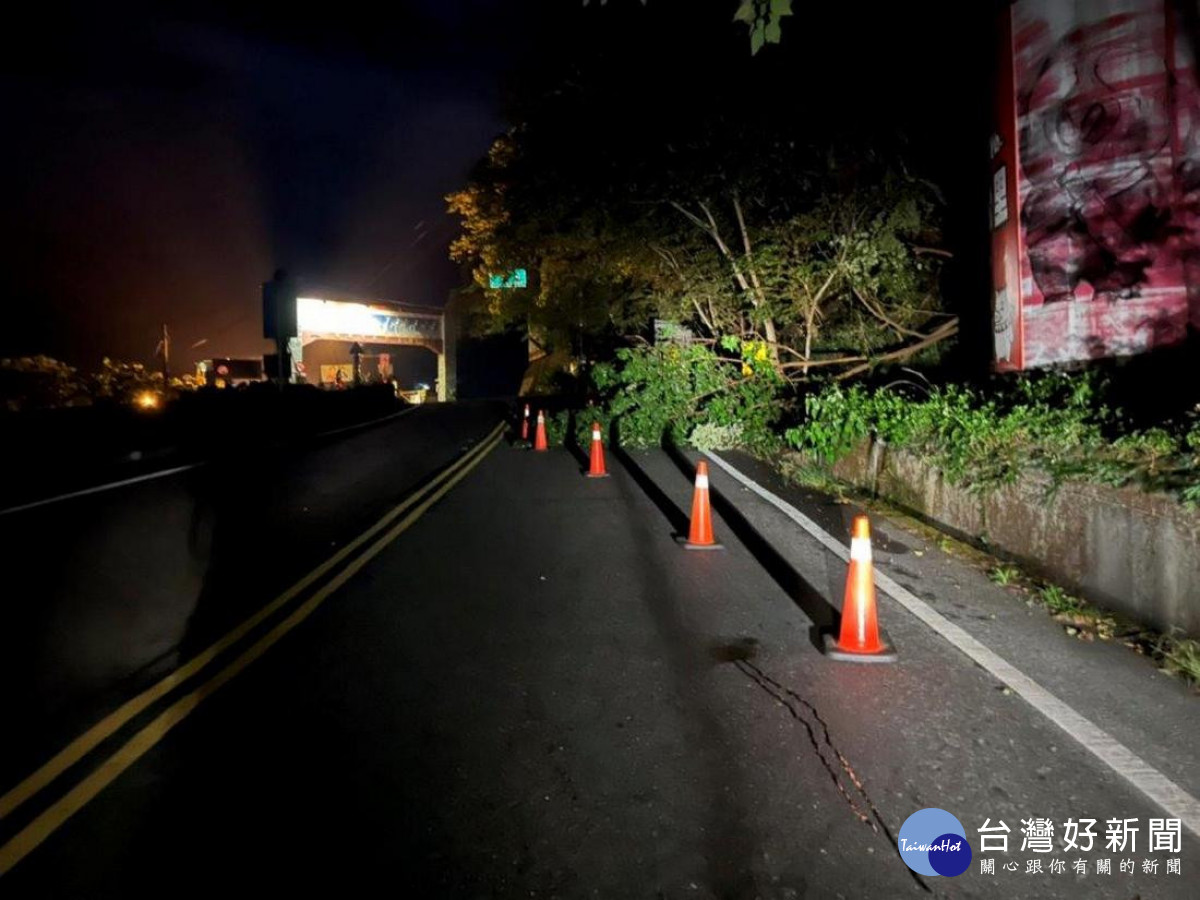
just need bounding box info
[676,460,723,550]
[824,515,896,662]
[520,403,530,441]
[533,410,549,452]
[585,422,609,478]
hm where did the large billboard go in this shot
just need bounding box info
[992,0,1200,369]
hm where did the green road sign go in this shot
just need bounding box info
[488,268,528,289]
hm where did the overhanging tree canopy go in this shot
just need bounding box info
[447,31,957,382]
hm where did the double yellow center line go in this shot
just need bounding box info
[0,421,505,876]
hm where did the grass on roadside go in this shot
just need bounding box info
[1038,583,1084,615]
[777,455,847,498]
[988,564,1020,586]
[1156,630,1200,684]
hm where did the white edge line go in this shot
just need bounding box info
[0,404,419,517]
[313,402,417,439]
[0,465,203,517]
[706,450,1200,839]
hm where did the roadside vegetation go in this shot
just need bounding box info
[533,343,1200,512]
[447,28,957,389]
[0,355,198,412]
[786,370,1200,508]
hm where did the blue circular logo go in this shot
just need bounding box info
[898,808,972,877]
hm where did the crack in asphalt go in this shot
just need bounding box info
[731,658,933,894]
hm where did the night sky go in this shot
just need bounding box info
[1,1,999,370]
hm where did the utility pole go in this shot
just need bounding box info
[350,342,363,387]
[262,269,297,387]
[156,323,170,383]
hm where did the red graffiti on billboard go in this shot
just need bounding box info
[993,0,1200,369]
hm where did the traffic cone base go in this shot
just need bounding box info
[823,628,897,663]
[674,533,723,551]
[585,471,610,479]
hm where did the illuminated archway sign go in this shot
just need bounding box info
[295,297,451,400]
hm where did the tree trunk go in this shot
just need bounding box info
[802,307,815,376]
[731,192,779,363]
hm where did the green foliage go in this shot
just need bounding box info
[777,453,843,495]
[0,356,91,411]
[446,131,662,350]
[785,370,1200,506]
[1186,421,1200,453]
[574,410,611,449]
[1182,483,1200,508]
[1,356,193,412]
[589,343,784,451]
[583,0,789,56]
[447,84,952,380]
[541,410,569,448]
[734,0,793,54]
[988,565,1020,586]
[786,384,869,463]
[1109,429,1179,477]
[1155,629,1200,687]
[91,358,165,403]
[750,172,948,366]
[689,421,744,451]
[541,409,611,449]
[1038,584,1084,615]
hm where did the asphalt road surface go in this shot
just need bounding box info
[0,403,1196,898]
[0,403,502,793]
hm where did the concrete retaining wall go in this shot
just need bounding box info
[825,441,1200,637]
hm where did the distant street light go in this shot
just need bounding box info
[136,391,161,411]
